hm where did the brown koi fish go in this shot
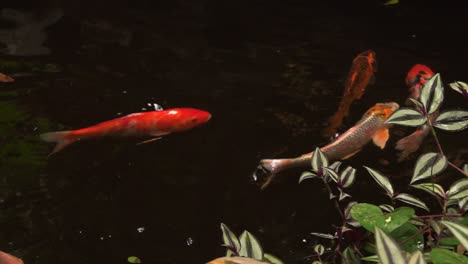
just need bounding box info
[0,251,23,264]
[396,64,435,161]
[259,102,399,189]
[323,50,377,138]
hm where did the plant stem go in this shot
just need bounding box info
[322,178,345,220]
[448,161,468,177]
[416,213,462,219]
[399,226,430,245]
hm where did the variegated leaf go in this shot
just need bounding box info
[329,161,342,172]
[374,227,406,264]
[427,219,443,235]
[385,107,427,127]
[449,81,468,96]
[459,197,468,211]
[299,171,318,183]
[411,183,446,200]
[394,193,430,212]
[238,231,264,260]
[340,166,356,188]
[221,223,240,256]
[447,189,468,201]
[310,232,336,239]
[323,167,339,183]
[408,250,427,264]
[379,204,394,213]
[446,178,468,198]
[360,255,380,262]
[411,153,447,184]
[314,244,325,256]
[339,189,351,201]
[345,201,357,219]
[263,254,284,264]
[311,147,329,173]
[364,166,394,197]
[433,110,468,131]
[420,73,444,115]
[409,219,426,226]
[408,98,425,110]
[464,164,467,174]
[440,221,468,250]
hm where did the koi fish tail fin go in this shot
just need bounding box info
[40,131,73,156]
[258,159,293,190]
[395,130,426,162]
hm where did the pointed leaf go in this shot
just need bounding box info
[351,203,414,234]
[394,193,430,211]
[360,255,380,262]
[447,179,468,198]
[310,232,337,239]
[299,171,318,183]
[447,189,468,201]
[238,231,264,260]
[408,98,425,110]
[329,161,342,172]
[341,166,356,188]
[314,244,325,256]
[464,164,467,174]
[374,227,406,264]
[459,197,468,211]
[420,73,444,115]
[411,153,447,184]
[430,248,468,264]
[427,219,443,235]
[364,166,394,197]
[385,107,427,126]
[263,254,284,264]
[449,81,468,96]
[221,223,240,256]
[408,251,427,264]
[411,183,446,200]
[342,247,361,264]
[379,204,394,213]
[339,189,351,201]
[345,201,358,219]
[127,256,142,263]
[433,110,468,131]
[311,147,329,173]
[323,167,339,183]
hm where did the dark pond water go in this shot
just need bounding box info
[0,2,466,263]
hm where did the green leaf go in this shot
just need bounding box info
[310,232,336,239]
[384,0,399,5]
[311,147,328,173]
[221,223,241,256]
[238,231,264,260]
[447,179,468,198]
[411,153,447,184]
[360,255,379,262]
[351,203,415,234]
[263,253,284,264]
[440,221,468,250]
[430,248,468,264]
[408,250,427,264]
[390,223,424,252]
[428,219,443,235]
[322,167,339,183]
[374,227,406,264]
[345,201,358,219]
[364,166,394,197]
[420,73,444,115]
[299,171,318,183]
[411,183,446,200]
[447,189,468,201]
[385,107,427,127]
[127,256,142,263]
[314,244,325,256]
[433,110,468,131]
[341,166,356,188]
[449,81,468,96]
[379,204,394,213]
[464,164,467,174]
[342,247,361,264]
[439,237,460,247]
[394,193,430,212]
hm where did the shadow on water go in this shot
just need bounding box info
[0,1,467,263]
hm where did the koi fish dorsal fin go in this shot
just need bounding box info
[372,128,389,149]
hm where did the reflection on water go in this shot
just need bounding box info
[0,3,466,264]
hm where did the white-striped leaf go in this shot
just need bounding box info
[364,166,394,197]
[411,153,447,184]
[299,171,318,183]
[446,179,468,198]
[345,201,357,219]
[361,255,380,262]
[310,232,336,239]
[379,204,394,213]
[311,147,329,173]
[374,227,406,264]
[329,161,342,172]
[440,221,468,250]
[263,254,284,264]
[449,81,468,96]
[314,244,325,256]
[323,167,339,183]
[221,223,241,256]
[464,164,467,174]
[459,197,468,211]
[340,166,356,188]
[409,219,426,226]
[433,110,468,131]
[238,231,264,260]
[385,107,427,127]
[394,193,430,212]
[420,73,444,115]
[408,98,425,110]
[427,219,443,235]
[447,189,468,201]
[339,189,351,201]
[411,183,446,200]
[408,250,427,264]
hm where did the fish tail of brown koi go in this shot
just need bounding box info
[258,159,294,189]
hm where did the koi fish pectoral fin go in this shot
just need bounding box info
[372,128,390,149]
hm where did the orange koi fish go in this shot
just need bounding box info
[259,102,399,189]
[40,108,211,156]
[0,251,23,264]
[396,64,435,161]
[323,50,377,138]
[0,72,15,82]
